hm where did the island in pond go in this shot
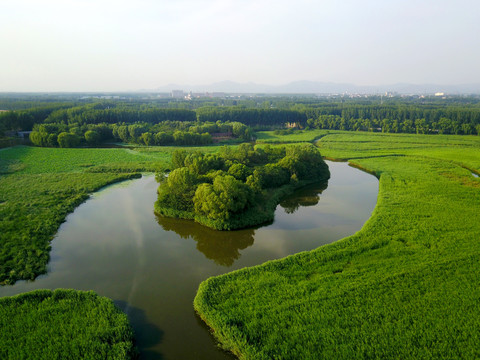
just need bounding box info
[154,143,330,230]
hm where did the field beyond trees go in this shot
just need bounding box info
[194,131,480,359]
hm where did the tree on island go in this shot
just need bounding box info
[154,143,330,230]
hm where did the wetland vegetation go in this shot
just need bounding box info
[195,131,480,360]
[0,289,137,359]
[1,94,480,359]
[0,162,378,359]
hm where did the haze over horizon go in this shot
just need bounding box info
[1,0,479,92]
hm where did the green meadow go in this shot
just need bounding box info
[0,289,137,359]
[194,131,480,359]
[255,129,328,143]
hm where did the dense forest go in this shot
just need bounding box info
[155,143,330,230]
[1,95,480,149]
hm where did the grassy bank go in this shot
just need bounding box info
[0,289,137,359]
[0,146,170,285]
[194,131,480,359]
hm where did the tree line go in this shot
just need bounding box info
[302,104,480,134]
[3,99,480,137]
[28,120,254,147]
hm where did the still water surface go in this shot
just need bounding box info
[0,161,378,360]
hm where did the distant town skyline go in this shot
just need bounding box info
[1,0,479,92]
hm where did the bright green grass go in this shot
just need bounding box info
[0,146,172,284]
[255,129,329,143]
[0,146,170,174]
[0,289,137,359]
[194,132,480,359]
[317,131,480,173]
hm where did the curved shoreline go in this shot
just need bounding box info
[193,154,480,359]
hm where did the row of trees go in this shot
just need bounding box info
[196,107,306,128]
[0,103,74,132]
[155,143,330,229]
[29,120,254,148]
[44,102,197,125]
[4,99,480,138]
[306,114,480,134]
[195,104,480,134]
[29,123,112,147]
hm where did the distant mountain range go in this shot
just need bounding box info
[150,80,480,95]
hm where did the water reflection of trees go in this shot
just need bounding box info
[155,181,328,265]
[279,181,328,214]
[155,216,255,267]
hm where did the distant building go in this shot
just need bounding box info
[435,92,445,97]
[17,131,32,139]
[211,132,233,142]
[171,90,184,98]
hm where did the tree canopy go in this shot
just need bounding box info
[154,143,330,230]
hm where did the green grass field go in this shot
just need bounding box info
[0,289,137,359]
[194,131,480,359]
[255,129,328,143]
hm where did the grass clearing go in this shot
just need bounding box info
[194,131,480,359]
[255,129,329,143]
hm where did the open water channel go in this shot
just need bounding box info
[0,161,378,359]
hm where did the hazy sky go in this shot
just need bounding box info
[1,0,479,91]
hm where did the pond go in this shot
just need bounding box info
[0,161,378,360]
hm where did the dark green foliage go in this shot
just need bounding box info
[171,149,188,169]
[0,103,74,131]
[45,103,196,125]
[27,119,251,148]
[3,97,480,141]
[219,143,258,165]
[154,131,174,145]
[155,144,330,230]
[194,175,254,221]
[279,144,329,180]
[139,132,154,146]
[195,107,306,128]
[57,132,80,148]
[227,163,253,181]
[252,164,290,188]
[84,130,101,145]
[157,167,201,211]
[128,124,146,140]
[185,151,225,175]
[0,289,137,359]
